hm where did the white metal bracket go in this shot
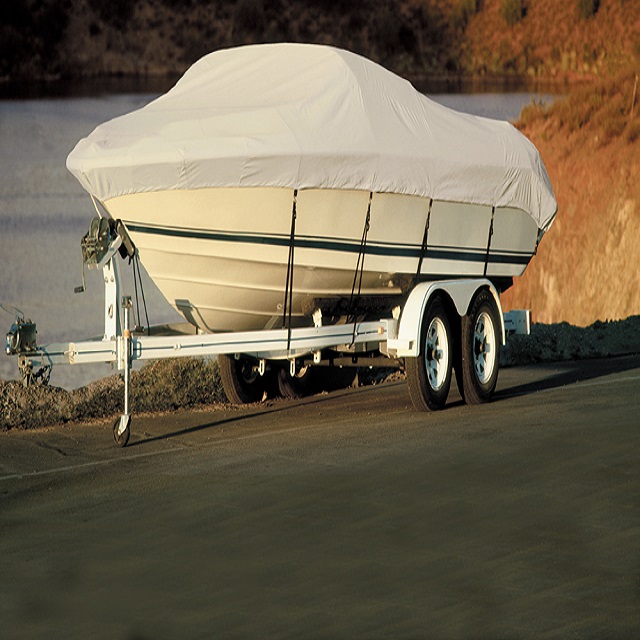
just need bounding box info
[503,309,531,336]
[102,258,122,341]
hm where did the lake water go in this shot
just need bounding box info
[0,90,556,389]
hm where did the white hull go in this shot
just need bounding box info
[105,187,538,332]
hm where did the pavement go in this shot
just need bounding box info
[1,355,639,639]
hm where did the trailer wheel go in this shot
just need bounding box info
[113,415,131,447]
[460,289,500,404]
[406,295,453,411]
[218,354,264,404]
[277,364,314,399]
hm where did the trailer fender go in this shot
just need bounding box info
[387,279,504,357]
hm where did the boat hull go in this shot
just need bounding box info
[104,187,538,332]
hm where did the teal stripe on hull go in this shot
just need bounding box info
[124,222,532,267]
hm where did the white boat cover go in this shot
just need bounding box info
[67,43,557,231]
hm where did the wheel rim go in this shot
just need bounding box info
[424,316,449,391]
[239,360,259,385]
[294,365,309,380]
[473,310,496,384]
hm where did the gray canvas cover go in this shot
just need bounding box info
[67,43,557,232]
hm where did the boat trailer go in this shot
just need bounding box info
[6,217,531,446]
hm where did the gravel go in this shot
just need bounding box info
[1,358,225,431]
[501,316,640,365]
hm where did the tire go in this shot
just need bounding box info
[459,289,501,404]
[406,296,453,412]
[218,354,265,404]
[113,415,131,447]
[277,364,315,399]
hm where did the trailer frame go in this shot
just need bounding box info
[7,232,530,446]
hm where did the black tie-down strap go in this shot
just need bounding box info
[282,189,298,350]
[348,191,373,343]
[414,197,433,286]
[483,206,495,277]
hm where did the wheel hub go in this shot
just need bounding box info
[473,311,496,384]
[425,317,449,391]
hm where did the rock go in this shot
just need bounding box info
[502,316,640,366]
[1,357,226,431]
[0,380,73,431]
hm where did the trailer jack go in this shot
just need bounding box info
[113,296,133,447]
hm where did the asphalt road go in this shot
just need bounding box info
[1,356,639,639]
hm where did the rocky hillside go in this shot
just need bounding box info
[1,0,638,82]
[503,66,640,326]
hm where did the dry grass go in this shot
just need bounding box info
[520,67,640,145]
[462,0,640,79]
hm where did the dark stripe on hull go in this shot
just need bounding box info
[124,222,533,267]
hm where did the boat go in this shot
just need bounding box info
[66,43,557,334]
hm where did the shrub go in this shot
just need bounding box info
[517,98,549,128]
[370,9,402,58]
[545,67,639,144]
[301,0,352,12]
[159,0,194,7]
[452,0,481,30]
[233,0,265,37]
[577,0,600,19]
[0,0,31,29]
[88,0,134,30]
[370,7,419,60]
[626,118,640,143]
[0,0,70,78]
[501,0,527,26]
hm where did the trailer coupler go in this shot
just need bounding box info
[6,316,51,386]
[6,317,37,356]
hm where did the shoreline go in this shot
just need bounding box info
[0,70,571,101]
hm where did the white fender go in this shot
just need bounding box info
[386,279,504,357]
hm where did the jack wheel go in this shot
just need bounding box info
[113,415,131,447]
